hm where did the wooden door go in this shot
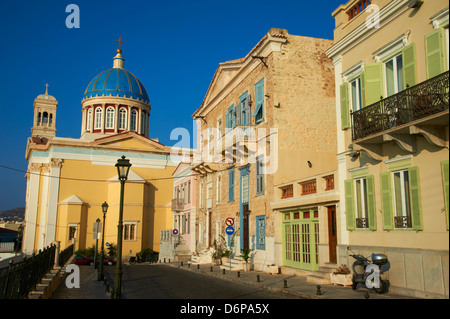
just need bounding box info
[327,206,337,263]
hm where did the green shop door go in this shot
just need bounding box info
[282,209,319,271]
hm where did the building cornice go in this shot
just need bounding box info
[326,0,410,59]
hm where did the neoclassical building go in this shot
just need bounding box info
[23,43,178,257]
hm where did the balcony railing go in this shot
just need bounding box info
[171,198,184,212]
[351,71,449,141]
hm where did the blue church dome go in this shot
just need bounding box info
[83,52,149,104]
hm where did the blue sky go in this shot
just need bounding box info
[0,0,343,211]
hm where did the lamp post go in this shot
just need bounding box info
[94,218,101,269]
[112,155,131,299]
[98,201,109,281]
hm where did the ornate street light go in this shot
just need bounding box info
[112,155,131,299]
[98,201,109,281]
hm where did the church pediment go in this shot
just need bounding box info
[91,132,169,153]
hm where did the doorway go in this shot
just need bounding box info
[327,205,337,263]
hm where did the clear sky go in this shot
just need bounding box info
[0,0,344,211]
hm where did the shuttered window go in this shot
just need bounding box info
[253,78,265,124]
[228,169,235,202]
[364,62,384,105]
[256,155,264,196]
[340,82,350,130]
[441,161,449,230]
[256,216,266,250]
[345,176,376,231]
[425,28,447,79]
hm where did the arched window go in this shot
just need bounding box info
[42,112,48,125]
[119,108,127,130]
[140,112,146,135]
[106,107,115,129]
[49,114,53,127]
[87,109,92,131]
[37,112,41,126]
[95,107,102,129]
[130,109,137,131]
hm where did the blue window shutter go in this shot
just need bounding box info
[236,101,241,126]
[228,169,235,202]
[253,78,264,123]
[231,105,236,128]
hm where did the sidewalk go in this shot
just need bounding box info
[164,262,418,300]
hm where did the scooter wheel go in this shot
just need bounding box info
[351,277,357,290]
[375,280,387,294]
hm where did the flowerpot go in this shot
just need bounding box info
[330,273,352,286]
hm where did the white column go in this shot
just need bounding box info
[23,164,41,255]
[45,159,62,247]
[37,164,50,250]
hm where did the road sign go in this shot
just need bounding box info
[173,229,179,235]
[105,242,110,246]
[225,226,235,236]
[225,217,234,227]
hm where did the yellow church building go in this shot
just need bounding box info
[22,43,178,258]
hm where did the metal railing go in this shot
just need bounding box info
[0,244,56,299]
[351,71,449,140]
[58,244,74,267]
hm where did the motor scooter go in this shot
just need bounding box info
[350,252,390,294]
[129,253,144,264]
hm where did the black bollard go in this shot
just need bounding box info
[257,275,260,282]
[237,271,240,278]
[283,279,288,288]
[316,285,322,295]
[223,268,226,275]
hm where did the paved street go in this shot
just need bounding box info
[103,264,297,299]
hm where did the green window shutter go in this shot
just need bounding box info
[408,166,422,230]
[364,62,384,105]
[425,28,445,79]
[360,72,366,108]
[366,175,376,230]
[441,160,449,230]
[380,172,394,230]
[340,82,350,130]
[345,179,355,231]
[402,42,417,88]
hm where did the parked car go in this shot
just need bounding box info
[74,254,116,266]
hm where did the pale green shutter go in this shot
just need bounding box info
[364,62,384,105]
[425,28,446,79]
[345,179,355,231]
[441,160,449,230]
[380,172,394,230]
[402,42,417,88]
[366,175,376,230]
[408,166,422,231]
[340,82,350,130]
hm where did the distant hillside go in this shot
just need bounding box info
[0,207,25,221]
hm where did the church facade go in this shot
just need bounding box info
[23,44,179,257]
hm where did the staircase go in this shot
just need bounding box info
[189,248,213,265]
[281,263,338,285]
[173,237,191,262]
[219,256,249,271]
[306,263,338,285]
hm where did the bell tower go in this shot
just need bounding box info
[31,84,58,138]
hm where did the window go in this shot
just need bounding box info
[380,166,422,230]
[241,174,249,204]
[345,175,376,231]
[301,180,316,195]
[68,225,77,240]
[392,170,412,228]
[253,78,265,123]
[281,185,293,199]
[351,77,363,111]
[237,93,250,126]
[188,180,191,204]
[130,109,137,131]
[106,107,115,129]
[385,54,404,97]
[216,174,222,204]
[228,169,235,202]
[324,175,334,191]
[256,216,266,250]
[119,108,127,130]
[86,109,92,131]
[95,107,102,129]
[217,118,223,139]
[256,155,264,195]
[140,112,146,134]
[199,182,204,208]
[355,178,369,228]
[124,222,137,241]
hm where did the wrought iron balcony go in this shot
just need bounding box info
[356,217,369,229]
[394,216,412,229]
[351,71,449,141]
[171,198,184,212]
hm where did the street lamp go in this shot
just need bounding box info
[112,155,131,299]
[94,218,100,269]
[98,201,109,281]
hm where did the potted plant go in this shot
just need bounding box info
[240,248,253,271]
